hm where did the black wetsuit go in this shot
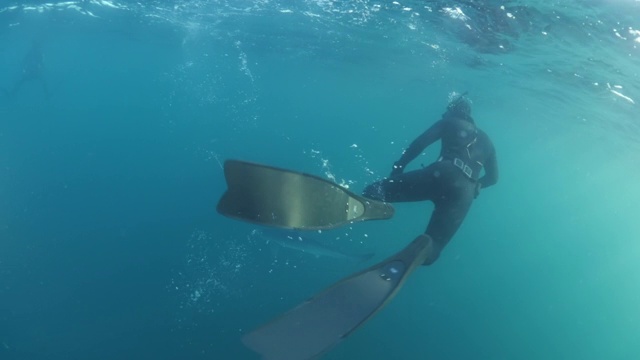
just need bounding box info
[363,116,498,265]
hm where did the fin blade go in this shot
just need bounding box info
[242,234,433,360]
[217,160,394,230]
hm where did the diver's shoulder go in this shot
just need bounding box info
[476,128,495,147]
[476,127,491,138]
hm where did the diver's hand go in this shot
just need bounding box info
[390,162,404,177]
[474,182,482,199]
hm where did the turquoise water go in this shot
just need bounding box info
[1,1,639,359]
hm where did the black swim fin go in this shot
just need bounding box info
[242,234,434,360]
[217,160,395,230]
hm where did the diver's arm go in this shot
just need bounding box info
[479,147,498,189]
[393,120,444,171]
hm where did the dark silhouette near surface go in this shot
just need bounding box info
[6,39,50,99]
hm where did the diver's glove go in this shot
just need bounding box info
[390,161,405,177]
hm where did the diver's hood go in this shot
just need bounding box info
[443,92,473,123]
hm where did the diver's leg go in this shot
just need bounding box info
[362,166,438,203]
[422,181,475,265]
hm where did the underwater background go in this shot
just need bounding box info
[1,1,639,359]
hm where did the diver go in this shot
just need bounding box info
[6,39,50,99]
[362,93,499,265]
[216,94,499,359]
